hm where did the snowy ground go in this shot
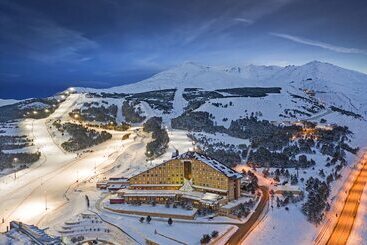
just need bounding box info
[0,95,146,239]
[191,131,249,146]
[244,204,316,245]
[57,212,136,244]
[100,211,234,245]
[0,93,199,244]
[196,94,293,127]
[2,61,367,244]
[0,98,19,107]
[105,202,197,217]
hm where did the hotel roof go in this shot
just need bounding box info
[174,151,243,179]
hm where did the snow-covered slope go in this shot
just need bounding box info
[266,61,367,113]
[77,62,284,93]
[75,61,367,123]
[0,98,19,107]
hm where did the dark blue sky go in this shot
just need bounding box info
[1,0,366,99]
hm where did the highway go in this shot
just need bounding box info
[326,153,367,245]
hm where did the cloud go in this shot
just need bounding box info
[270,32,367,55]
[0,1,98,64]
[233,18,254,24]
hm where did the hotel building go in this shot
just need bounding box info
[117,151,243,208]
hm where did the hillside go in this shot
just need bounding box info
[1,60,367,245]
[77,61,367,117]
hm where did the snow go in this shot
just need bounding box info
[76,61,367,118]
[196,94,291,127]
[0,98,19,107]
[99,211,234,245]
[221,195,253,209]
[0,95,151,235]
[19,101,49,109]
[2,60,367,243]
[244,204,316,245]
[268,61,367,114]
[105,202,197,216]
[175,151,243,179]
[56,212,135,244]
[192,132,250,146]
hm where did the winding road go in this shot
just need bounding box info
[226,186,269,245]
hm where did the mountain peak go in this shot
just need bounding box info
[179,61,210,70]
[303,60,336,68]
[305,60,325,65]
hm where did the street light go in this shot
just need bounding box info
[13,158,18,180]
[147,151,153,165]
[44,190,48,211]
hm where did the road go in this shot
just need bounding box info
[326,153,367,245]
[0,94,138,233]
[226,186,269,245]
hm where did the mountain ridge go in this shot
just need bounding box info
[75,61,367,116]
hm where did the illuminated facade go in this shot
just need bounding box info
[128,151,242,201]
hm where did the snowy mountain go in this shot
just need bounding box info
[0,98,19,107]
[2,61,367,245]
[78,62,283,93]
[268,61,367,114]
[76,61,367,118]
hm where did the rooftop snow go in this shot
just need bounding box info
[175,151,243,179]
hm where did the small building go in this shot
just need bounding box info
[107,177,129,185]
[96,177,129,192]
[272,184,302,195]
[218,194,256,217]
[96,181,107,189]
[108,184,127,192]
